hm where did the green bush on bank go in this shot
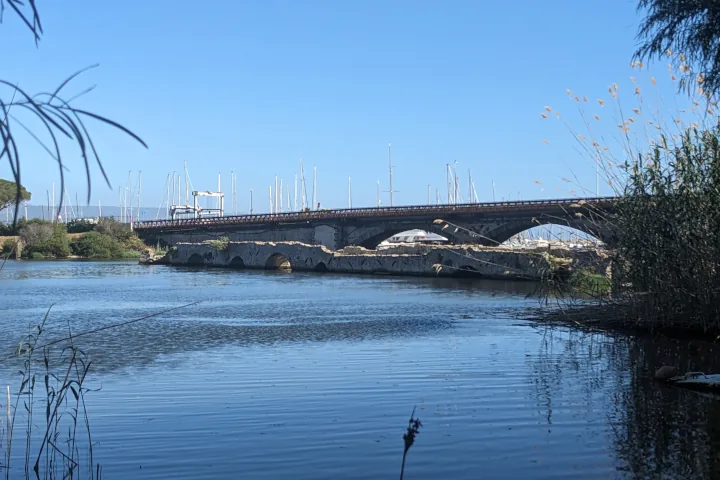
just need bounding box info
[66,219,97,233]
[4,217,146,259]
[70,231,123,259]
[20,221,71,258]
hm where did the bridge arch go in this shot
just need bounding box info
[483,217,612,245]
[265,253,292,271]
[314,261,329,272]
[352,223,446,250]
[229,256,246,269]
[187,253,205,266]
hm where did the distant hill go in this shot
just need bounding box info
[0,205,165,224]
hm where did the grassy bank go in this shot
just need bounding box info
[1,218,146,260]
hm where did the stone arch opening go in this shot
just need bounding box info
[265,253,292,271]
[314,261,329,272]
[229,256,245,269]
[187,253,205,266]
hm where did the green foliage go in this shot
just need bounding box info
[69,221,146,259]
[0,178,31,211]
[95,217,133,241]
[611,124,720,331]
[2,238,16,253]
[70,231,123,259]
[205,236,230,250]
[19,221,71,258]
[66,219,97,233]
[570,269,612,297]
[635,0,720,97]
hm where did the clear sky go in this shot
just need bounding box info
[0,0,678,214]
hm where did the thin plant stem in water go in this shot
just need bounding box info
[399,407,422,480]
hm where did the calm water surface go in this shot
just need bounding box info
[1,260,719,479]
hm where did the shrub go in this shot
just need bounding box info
[71,231,123,259]
[95,217,133,241]
[66,219,97,233]
[19,221,71,258]
[205,236,230,250]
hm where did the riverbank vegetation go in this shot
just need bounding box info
[1,218,145,260]
[539,60,720,336]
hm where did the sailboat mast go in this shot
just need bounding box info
[388,142,394,207]
[312,167,317,210]
[293,174,298,211]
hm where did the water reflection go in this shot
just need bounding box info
[528,325,720,478]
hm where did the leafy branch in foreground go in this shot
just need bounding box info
[1,1,148,229]
[635,0,720,97]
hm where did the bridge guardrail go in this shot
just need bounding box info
[134,196,618,231]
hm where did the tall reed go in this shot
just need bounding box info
[1,307,99,480]
[540,59,720,334]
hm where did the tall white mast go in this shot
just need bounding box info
[274,175,278,213]
[184,161,189,206]
[312,166,317,209]
[286,184,291,213]
[137,170,142,223]
[388,142,395,206]
[250,188,254,214]
[279,178,283,213]
[165,173,171,219]
[492,181,496,202]
[293,173,298,211]
[467,169,473,203]
[427,184,431,205]
[446,164,452,204]
[300,157,307,210]
[453,161,459,204]
[269,186,273,214]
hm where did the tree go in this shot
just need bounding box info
[0,1,147,227]
[0,178,31,211]
[635,0,720,97]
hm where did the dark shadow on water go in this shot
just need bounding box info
[527,325,720,478]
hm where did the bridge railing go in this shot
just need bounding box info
[134,196,617,230]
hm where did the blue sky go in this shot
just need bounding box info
[1,0,679,214]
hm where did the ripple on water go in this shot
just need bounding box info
[1,261,719,479]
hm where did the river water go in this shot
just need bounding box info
[1,260,719,479]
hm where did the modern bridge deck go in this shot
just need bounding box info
[134,196,617,232]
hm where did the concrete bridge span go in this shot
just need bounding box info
[135,197,617,250]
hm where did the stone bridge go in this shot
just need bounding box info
[134,197,617,250]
